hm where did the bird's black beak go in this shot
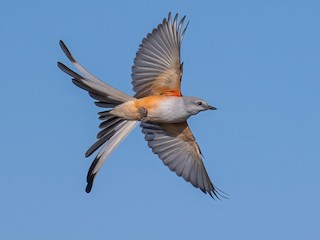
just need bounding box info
[208,105,217,110]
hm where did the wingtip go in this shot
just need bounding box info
[208,191,216,200]
[211,186,229,200]
[216,188,230,200]
[201,183,229,200]
[180,20,190,42]
[168,12,172,22]
[180,15,186,24]
[174,12,179,21]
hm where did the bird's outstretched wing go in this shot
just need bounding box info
[131,12,188,98]
[141,121,223,199]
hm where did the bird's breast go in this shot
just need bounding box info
[136,96,189,123]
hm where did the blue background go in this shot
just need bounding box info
[1,0,319,239]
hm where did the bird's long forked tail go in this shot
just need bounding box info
[57,40,138,192]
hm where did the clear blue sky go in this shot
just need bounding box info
[1,1,319,239]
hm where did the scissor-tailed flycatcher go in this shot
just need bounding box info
[58,12,224,199]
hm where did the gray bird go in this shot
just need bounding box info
[58,12,225,199]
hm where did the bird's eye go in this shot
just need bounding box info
[197,102,203,106]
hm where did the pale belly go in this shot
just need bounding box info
[146,97,189,123]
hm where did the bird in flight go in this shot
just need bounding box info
[58,12,224,199]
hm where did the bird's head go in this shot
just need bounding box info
[183,96,217,115]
